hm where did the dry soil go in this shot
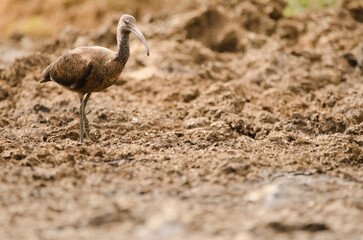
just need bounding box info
[0,0,362,240]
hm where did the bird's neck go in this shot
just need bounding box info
[115,30,130,65]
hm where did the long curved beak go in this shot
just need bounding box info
[131,25,150,56]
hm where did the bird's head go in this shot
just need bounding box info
[118,14,150,56]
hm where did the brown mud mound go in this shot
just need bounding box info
[0,0,362,239]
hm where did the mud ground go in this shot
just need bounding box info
[0,0,362,239]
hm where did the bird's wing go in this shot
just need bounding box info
[48,52,93,90]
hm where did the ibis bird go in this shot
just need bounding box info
[41,14,149,143]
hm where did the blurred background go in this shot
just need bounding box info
[0,0,343,39]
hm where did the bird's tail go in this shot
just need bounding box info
[40,78,51,83]
[40,63,53,83]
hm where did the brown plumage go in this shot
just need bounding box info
[41,14,149,143]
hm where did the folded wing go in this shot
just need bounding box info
[42,52,93,90]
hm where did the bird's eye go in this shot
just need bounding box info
[124,20,129,24]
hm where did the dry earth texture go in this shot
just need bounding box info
[0,0,362,239]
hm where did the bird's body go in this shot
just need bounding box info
[41,15,149,143]
[42,46,125,95]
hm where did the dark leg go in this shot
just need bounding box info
[83,93,92,139]
[84,92,91,106]
[79,97,85,144]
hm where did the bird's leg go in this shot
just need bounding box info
[79,97,85,144]
[83,93,92,139]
